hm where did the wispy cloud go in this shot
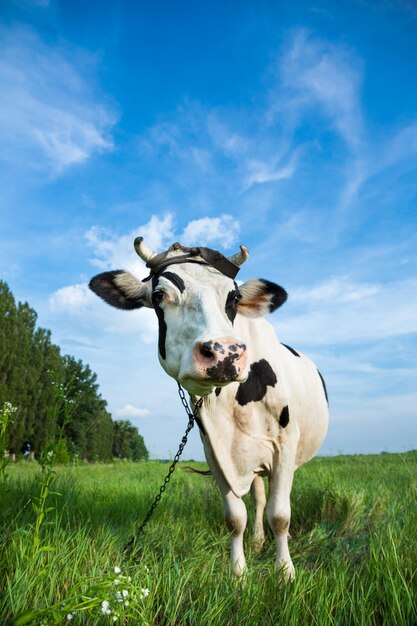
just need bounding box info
[376,122,417,172]
[272,30,370,212]
[206,113,249,157]
[290,277,381,305]
[279,30,364,152]
[242,152,299,190]
[0,27,116,173]
[137,101,300,200]
[277,276,417,346]
[115,404,151,419]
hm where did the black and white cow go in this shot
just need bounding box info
[89,239,329,581]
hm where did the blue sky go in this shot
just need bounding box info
[1,0,417,460]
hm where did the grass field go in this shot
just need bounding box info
[1,453,416,625]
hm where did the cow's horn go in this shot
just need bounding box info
[228,244,249,266]
[134,236,156,262]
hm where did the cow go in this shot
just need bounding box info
[89,238,329,581]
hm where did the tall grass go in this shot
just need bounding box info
[1,453,416,624]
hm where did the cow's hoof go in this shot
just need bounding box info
[232,560,246,577]
[276,559,295,584]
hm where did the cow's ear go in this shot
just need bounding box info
[237,279,287,318]
[89,271,152,310]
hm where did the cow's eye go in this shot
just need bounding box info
[153,291,165,304]
[234,292,241,303]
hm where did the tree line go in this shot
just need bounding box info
[0,280,148,462]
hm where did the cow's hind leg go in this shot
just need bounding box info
[266,444,297,582]
[250,475,266,553]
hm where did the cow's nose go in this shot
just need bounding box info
[194,338,247,380]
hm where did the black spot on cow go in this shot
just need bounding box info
[213,342,225,355]
[317,370,328,404]
[225,282,241,323]
[161,271,185,293]
[279,405,289,428]
[207,353,240,382]
[282,343,300,357]
[259,280,288,312]
[152,276,167,360]
[215,387,222,396]
[235,359,278,406]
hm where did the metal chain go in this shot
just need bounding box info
[124,383,204,555]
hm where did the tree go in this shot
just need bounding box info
[61,355,114,461]
[112,420,148,461]
[0,280,149,462]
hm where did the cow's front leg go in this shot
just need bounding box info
[202,439,248,576]
[266,444,297,582]
[222,488,247,575]
[250,475,266,553]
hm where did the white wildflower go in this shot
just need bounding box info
[114,566,121,574]
[101,600,112,615]
[124,601,129,607]
[114,579,120,585]
[122,590,128,598]
[66,612,77,621]
[140,588,150,599]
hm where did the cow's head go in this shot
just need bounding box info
[89,238,287,396]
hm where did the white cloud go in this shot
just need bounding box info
[85,214,175,273]
[0,27,116,173]
[115,404,151,419]
[85,213,241,276]
[48,213,241,346]
[181,215,240,249]
[49,280,158,343]
[49,283,94,313]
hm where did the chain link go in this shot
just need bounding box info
[124,383,204,556]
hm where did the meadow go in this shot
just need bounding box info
[1,453,416,625]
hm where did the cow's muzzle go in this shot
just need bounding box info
[193,337,247,382]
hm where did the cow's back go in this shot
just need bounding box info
[276,341,329,467]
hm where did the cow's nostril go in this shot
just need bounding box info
[200,342,214,359]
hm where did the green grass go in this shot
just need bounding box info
[1,453,417,625]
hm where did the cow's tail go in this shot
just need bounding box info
[182,466,212,476]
